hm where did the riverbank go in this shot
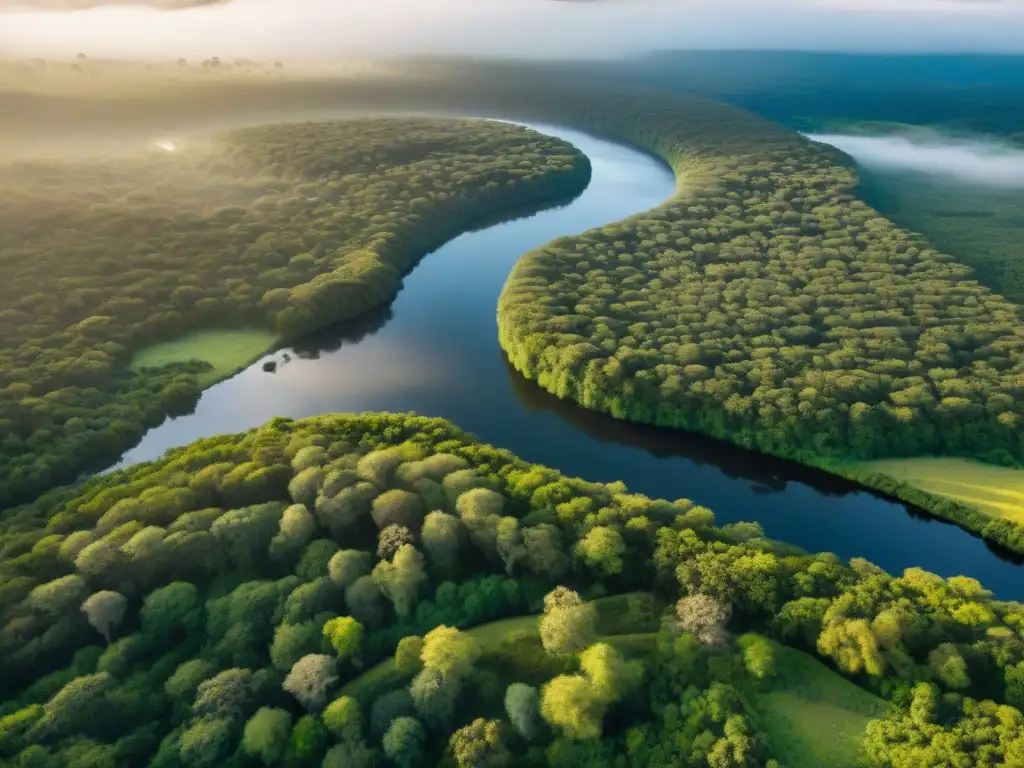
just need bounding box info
[130,328,280,388]
[0,115,591,510]
[486,85,1024,555]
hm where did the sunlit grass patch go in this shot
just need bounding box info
[863,457,1024,523]
[130,328,277,386]
[753,641,888,768]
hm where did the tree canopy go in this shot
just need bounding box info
[0,412,1022,765]
[0,117,589,508]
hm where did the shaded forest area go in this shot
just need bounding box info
[0,118,590,509]
[2,413,1024,767]
[858,168,1024,305]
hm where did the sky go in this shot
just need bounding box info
[1,0,1023,60]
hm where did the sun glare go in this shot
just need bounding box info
[155,140,177,152]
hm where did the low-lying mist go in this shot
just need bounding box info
[807,132,1024,189]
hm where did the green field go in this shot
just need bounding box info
[863,457,1024,523]
[130,328,278,386]
[754,641,889,768]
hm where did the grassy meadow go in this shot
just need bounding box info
[130,328,279,386]
[863,457,1024,523]
[753,640,889,768]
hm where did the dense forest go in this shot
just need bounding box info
[2,413,1024,767]
[473,85,1024,545]
[3,63,1023,544]
[0,118,589,508]
[858,167,1024,305]
[554,52,1024,145]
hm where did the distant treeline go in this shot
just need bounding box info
[0,118,589,509]
[550,51,1024,144]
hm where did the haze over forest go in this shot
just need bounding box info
[2,0,1024,60]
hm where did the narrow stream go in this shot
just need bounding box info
[112,123,1024,598]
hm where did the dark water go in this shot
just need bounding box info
[113,124,1024,598]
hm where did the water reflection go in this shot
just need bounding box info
[505,356,845,496]
[285,304,393,361]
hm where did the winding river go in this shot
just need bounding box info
[112,124,1024,598]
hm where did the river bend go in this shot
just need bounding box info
[111,123,1024,598]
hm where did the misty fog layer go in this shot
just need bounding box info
[808,132,1024,189]
[2,0,1024,60]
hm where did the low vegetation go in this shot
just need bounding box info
[861,457,1024,523]
[130,329,279,387]
[751,639,888,768]
[0,117,590,507]
[2,412,1024,767]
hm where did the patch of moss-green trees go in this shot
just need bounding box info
[2,413,1024,766]
[0,118,589,508]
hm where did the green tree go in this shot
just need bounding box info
[928,643,970,689]
[575,526,626,577]
[371,490,426,532]
[420,625,481,677]
[323,695,362,741]
[505,683,541,739]
[193,668,254,720]
[178,717,234,767]
[540,674,603,741]
[165,659,214,704]
[241,707,292,765]
[372,544,427,618]
[140,582,202,643]
[269,504,317,562]
[421,511,462,575]
[345,574,384,628]
[382,717,425,768]
[450,718,508,768]
[322,740,378,768]
[329,549,373,589]
[370,689,416,740]
[578,643,643,704]
[323,616,364,664]
[737,634,776,680]
[395,635,425,676]
[289,467,323,508]
[38,672,114,738]
[270,621,321,671]
[540,587,597,655]
[287,713,328,764]
[29,575,88,619]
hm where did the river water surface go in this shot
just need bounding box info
[113,124,1024,597]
